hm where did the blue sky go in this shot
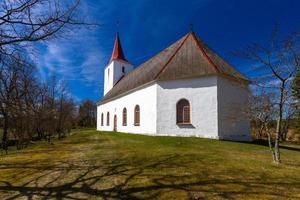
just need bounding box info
[35,0,300,102]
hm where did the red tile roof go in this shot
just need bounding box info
[110,32,128,63]
[99,32,248,105]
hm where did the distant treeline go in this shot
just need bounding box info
[0,55,96,153]
[251,118,300,142]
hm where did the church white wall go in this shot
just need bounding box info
[97,83,157,134]
[98,75,251,142]
[156,76,219,139]
[217,77,251,141]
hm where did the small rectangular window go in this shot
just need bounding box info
[107,69,110,85]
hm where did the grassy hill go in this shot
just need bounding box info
[0,129,299,199]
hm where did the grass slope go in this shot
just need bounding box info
[0,129,299,199]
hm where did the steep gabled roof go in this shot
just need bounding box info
[99,32,248,105]
[110,32,128,63]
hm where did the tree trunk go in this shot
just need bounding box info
[47,133,51,143]
[2,115,9,154]
[258,124,264,139]
[274,81,285,164]
[266,125,276,162]
[281,120,289,142]
[274,120,281,163]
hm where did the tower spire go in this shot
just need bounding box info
[189,23,194,32]
[110,32,127,63]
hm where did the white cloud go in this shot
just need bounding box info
[80,52,103,83]
[33,23,105,101]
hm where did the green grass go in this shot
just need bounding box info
[0,129,300,199]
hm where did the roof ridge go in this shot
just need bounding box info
[191,32,221,73]
[192,33,248,80]
[154,32,192,79]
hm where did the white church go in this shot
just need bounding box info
[97,31,251,141]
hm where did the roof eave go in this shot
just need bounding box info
[97,73,250,106]
[97,80,157,106]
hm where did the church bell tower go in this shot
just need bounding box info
[103,32,134,95]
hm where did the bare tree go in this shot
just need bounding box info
[77,100,96,128]
[0,0,92,153]
[56,81,76,139]
[235,28,300,163]
[292,70,300,133]
[0,0,85,47]
[0,54,35,153]
[249,92,277,160]
[0,55,78,153]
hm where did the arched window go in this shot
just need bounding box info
[107,112,110,126]
[122,108,127,126]
[176,99,191,124]
[101,113,104,126]
[134,105,140,126]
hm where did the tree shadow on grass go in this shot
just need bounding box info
[0,154,299,200]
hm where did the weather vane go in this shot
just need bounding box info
[189,23,194,32]
[116,20,120,32]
